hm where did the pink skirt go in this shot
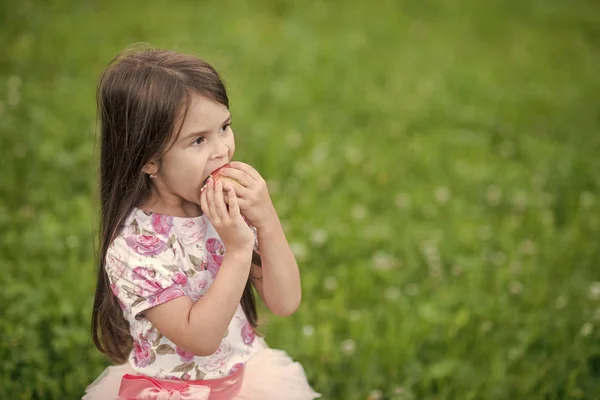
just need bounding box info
[82,347,321,400]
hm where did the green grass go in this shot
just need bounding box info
[2,0,600,398]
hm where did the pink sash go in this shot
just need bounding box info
[117,366,244,400]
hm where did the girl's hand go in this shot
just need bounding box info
[218,162,277,230]
[200,178,254,253]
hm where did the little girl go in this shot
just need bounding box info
[84,47,320,399]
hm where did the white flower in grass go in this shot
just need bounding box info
[317,175,333,190]
[589,282,600,300]
[323,276,338,291]
[421,239,442,275]
[454,159,471,176]
[340,339,356,355]
[555,296,568,309]
[310,229,328,246]
[434,186,451,204]
[19,205,35,218]
[7,90,20,106]
[451,265,462,276]
[486,185,503,206]
[66,235,80,249]
[581,323,593,337]
[280,219,291,232]
[286,131,302,148]
[417,78,436,96]
[531,174,546,189]
[500,141,515,158]
[420,240,439,259]
[349,310,362,321]
[367,389,383,400]
[394,193,411,209]
[290,242,307,261]
[302,325,315,337]
[311,145,328,165]
[7,75,22,90]
[385,287,401,301]
[508,348,520,361]
[297,162,311,176]
[488,251,507,266]
[371,251,399,271]
[519,239,536,255]
[344,145,362,164]
[351,204,367,221]
[477,225,492,241]
[393,387,406,394]
[480,321,493,333]
[509,280,524,295]
[13,142,27,158]
[405,284,419,297]
[509,260,522,275]
[266,179,280,195]
[7,76,22,107]
[540,192,554,207]
[540,210,554,227]
[511,191,528,211]
[580,191,595,208]
[429,266,442,279]
[364,223,392,241]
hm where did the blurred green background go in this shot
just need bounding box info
[2,0,600,398]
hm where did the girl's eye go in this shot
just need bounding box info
[193,137,205,145]
[221,123,231,133]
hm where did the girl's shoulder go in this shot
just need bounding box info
[123,207,210,246]
[104,209,223,310]
[106,208,214,267]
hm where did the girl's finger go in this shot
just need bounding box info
[213,180,229,222]
[229,161,262,181]
[227,186,242,220]
[226,182,251,199]
[207,178,221,225]
[200,185,212,221]
[219,167,255,187]
[222,182,233,204]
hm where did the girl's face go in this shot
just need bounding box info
[144,94,235,214]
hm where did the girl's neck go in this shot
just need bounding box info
[138,193,203,218]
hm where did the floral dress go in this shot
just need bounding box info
[105,208,264,381]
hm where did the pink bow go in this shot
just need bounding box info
[118,374,211,400]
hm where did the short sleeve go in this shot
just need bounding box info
[105,233,187,318]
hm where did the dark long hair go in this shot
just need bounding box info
[91,47,259,363]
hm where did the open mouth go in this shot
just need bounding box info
[202,163,231,187]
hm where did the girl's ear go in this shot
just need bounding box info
[142,161,159,176]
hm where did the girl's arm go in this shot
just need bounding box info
[145,182,254,357]
[250,214,302,317]
[145,248,252,356]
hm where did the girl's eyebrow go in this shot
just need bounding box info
[180,114,232,142]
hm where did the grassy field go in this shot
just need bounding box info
[2,0,600,398]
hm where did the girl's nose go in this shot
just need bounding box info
[213,143,229,159]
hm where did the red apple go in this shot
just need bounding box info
[201,164,241,200]
[210,164,241,187]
